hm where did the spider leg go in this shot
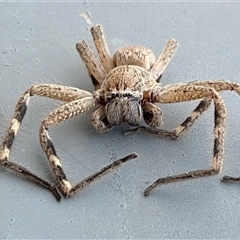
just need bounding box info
[141,83,226,196]
[2,161,61,201]
[39,98,137,197]
[0,84,91,201]
[172,80,240,140]
[76,40,107,90]
[183,79,240,95]
[135,80,240,138]
[0,101,61,201]
[90,24,115,73]
[173,80,240,181]
[150,39,179,81]
[69,153,137,197]
[188,80,240,183]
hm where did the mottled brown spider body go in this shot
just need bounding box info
[1,24,240,201]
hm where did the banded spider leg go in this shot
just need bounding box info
[0,84,137,200]
[128,80,240,196]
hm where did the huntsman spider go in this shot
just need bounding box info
[1,24,239,201]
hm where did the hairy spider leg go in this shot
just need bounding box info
[140,80,240,196]
[76,40,107,91]
[150,38,179,81]
[90,24,115,73]
[39,98,137,197]
[0,92,61,200]
[0,84,92,201]
[142,82,228,196]
[129,80,240,138]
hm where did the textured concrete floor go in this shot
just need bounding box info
[1,2,240,239]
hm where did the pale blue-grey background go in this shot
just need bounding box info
[1,2,240,239]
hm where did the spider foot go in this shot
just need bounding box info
[143,177,170,196]
[144,183,158,197]
[124,126,147,135]
[222,175,240,182]
[50,186,62,202]
[144,169,216,196]
[124,126,178,139]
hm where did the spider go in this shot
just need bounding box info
[1,24,240,201]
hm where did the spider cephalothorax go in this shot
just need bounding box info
[93,64,161,130]
[1,24,240,201]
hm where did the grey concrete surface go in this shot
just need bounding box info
[1,2,240,239]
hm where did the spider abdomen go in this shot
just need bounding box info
[113,46,156,70]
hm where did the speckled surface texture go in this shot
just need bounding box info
[1,2,240,239]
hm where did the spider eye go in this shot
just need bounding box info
[106,93,120,102]
[111,93,118,98]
